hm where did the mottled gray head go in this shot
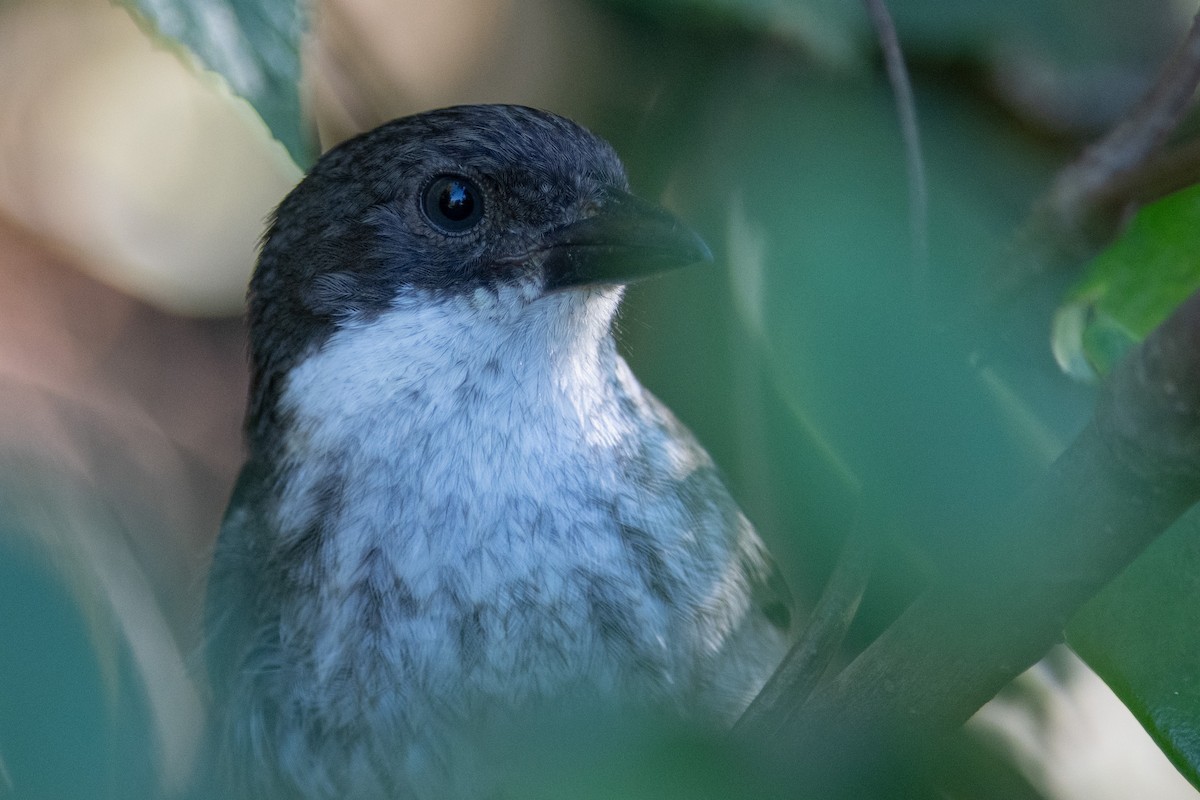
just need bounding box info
[246,104,710,448]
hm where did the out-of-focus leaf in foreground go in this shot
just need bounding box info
[886,0,1182,63]
[1067,507,1200,791]
[1051,183,1200,381]
[699,73,1075,566]
[595,0,866,68]
[616,55,1094,639]
[117,0,310,166]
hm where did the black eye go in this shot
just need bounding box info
[421,175,484,233]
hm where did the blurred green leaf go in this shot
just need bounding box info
[705,74,1069,559]
[118,0,310,166]
[616,54,1094,634]
[1067,507,1200,791]
[596,0,1184,86]
[1052,183,1200,381]
[501,713,771,800]
[595,0,867,68]
[887,0,1183,63]
[0,534,156,798]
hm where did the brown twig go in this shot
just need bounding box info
[1052,8,1200,213]
[1095,136,1200,212]
[1001,9,1200,290]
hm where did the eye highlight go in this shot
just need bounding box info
[421,175,484,233]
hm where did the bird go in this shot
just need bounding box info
[203,104,792,799]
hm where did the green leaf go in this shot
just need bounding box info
[614,60,1090,612]
[721,78,1072,554]
[596,0,1184,76]
[594,0,866,68]
[1052,183,1200,381]
[118,0,311,166]
[1067,507,1200,791]
[886,0,1184,63]
[0,535,158,798]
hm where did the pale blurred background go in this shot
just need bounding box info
[0,0,1198,797]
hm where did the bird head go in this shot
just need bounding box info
[245,104,711,447]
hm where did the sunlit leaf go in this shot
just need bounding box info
[1052,183,1200,381]
[1068,508,1200,791]
[117,0,310,166]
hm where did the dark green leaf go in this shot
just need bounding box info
[0,535,157,798]
[595,0,866,67]
[886,0,1183,63]
[1067,507,1200,791]
[708,75,1073,562]
[614,58,1093,632]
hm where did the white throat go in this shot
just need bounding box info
[274,282,644,603]
[281,283,624,456]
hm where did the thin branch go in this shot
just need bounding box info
[1052,8,1200,214]
[864,0,930,294]
[768,285,1200,794]
[734,513,873,738]
[1001,10,1200,290]
[1095,136,1200,212]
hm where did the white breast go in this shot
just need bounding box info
[276,286,693,713]
[217,285,782,798]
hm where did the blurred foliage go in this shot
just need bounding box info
[597,1,1198,792]
[0,532,156,799]
[116,0,310,165]
[1052,183,1200,381]
[599,0,866,67]
[6,0,1200,796]
[599,0,1180,64]
[612,50,1093,627]
[885,0,1182,63]
[1068,507,1200,791]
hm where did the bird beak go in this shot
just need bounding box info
[539,190,713,291]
